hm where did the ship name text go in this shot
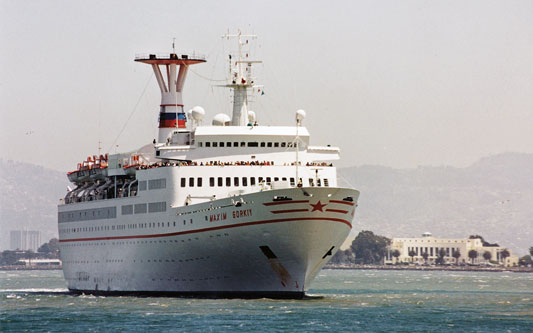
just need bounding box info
[209,212,227,222]
[233,209,253,219]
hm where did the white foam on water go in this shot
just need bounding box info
[0,288,68,293]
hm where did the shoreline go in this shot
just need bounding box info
[325,264,533,273]
[2,265,532,273]
[0,266,62,271]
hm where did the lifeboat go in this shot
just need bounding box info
[89,165,108,180]
[123,154,141,176]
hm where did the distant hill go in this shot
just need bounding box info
[339,152,533,255]
[1,153,531,255]
[0,159,69,250]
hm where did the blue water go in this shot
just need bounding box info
[1,269,532,332]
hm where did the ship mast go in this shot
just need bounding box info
[222,30,262,126]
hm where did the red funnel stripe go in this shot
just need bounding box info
[159,112,186,128]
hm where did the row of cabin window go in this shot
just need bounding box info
[180,177,329,187]
[59,219,193,235]
[198,141,295,148]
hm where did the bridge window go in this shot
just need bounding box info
[290,177,295,186]
[219,142,224,147]
[206,142,211,147]
[281,142,286,147]
[227,142,232,147]
[250,177,256,186]
[226,177,231,187]
[266,177,271,184]
[213,142,218,147]
[233,142,238,147]
[324,179,329,187]
[247,142,259,147]
[189,177,194,187]
[209,177,215,187]
[267,142,272,147]
[218,177,223,186]
[240,142,245,147]
[197,177,202,187]
[274,142,279,147]
[260,142,265,147]
[234,177,239,186]
[242,177,248,186]
[135,203,147,214]
[138,181,147,191]
[121,205,133,215]
[180,178,186,187]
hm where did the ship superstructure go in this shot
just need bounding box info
[58,32,359,298]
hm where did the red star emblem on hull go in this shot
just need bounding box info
[310,201,327,212]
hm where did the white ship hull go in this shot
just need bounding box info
[59,187,358,298]
[58,40,360,299]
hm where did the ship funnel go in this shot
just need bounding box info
[135,53,206,143]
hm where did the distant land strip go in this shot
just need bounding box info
[324,264,533,273]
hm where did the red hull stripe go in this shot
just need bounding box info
[270,209,309,214]
[329,200,355,206]
[325,209,348,214]
[58,217,352,243]
[262,200,309,206]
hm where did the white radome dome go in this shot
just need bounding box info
[248,111,256,123]
[212,113,231,126]
[191,106,205,121]
[296,109,306,122]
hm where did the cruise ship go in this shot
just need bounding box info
[58,32,360,298]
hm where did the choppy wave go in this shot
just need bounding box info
[1,270,531,332]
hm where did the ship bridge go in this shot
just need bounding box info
[155,125,339,164]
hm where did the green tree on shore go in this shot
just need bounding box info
[436,248,446,265]
[330,248,354,264]
[483,251,492,262]
[38,238,60,258]
[452,249,461,265]
[422,251,429,264]
[0,251,20,265]
[529,247,532,257]
[350,231,391,264]
[392,250,401,264]
[468,249,478,264]
[408,250,416,263]
[469,235,499,247]
[330,231,390,265]
[518,255,532,267]
[500,249,510,265]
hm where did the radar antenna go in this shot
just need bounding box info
[220,30,262,126]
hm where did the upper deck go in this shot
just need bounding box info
[156,125,340,163]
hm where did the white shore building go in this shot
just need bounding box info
[384,232,518,267]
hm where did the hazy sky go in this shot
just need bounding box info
[1,0,532,171]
